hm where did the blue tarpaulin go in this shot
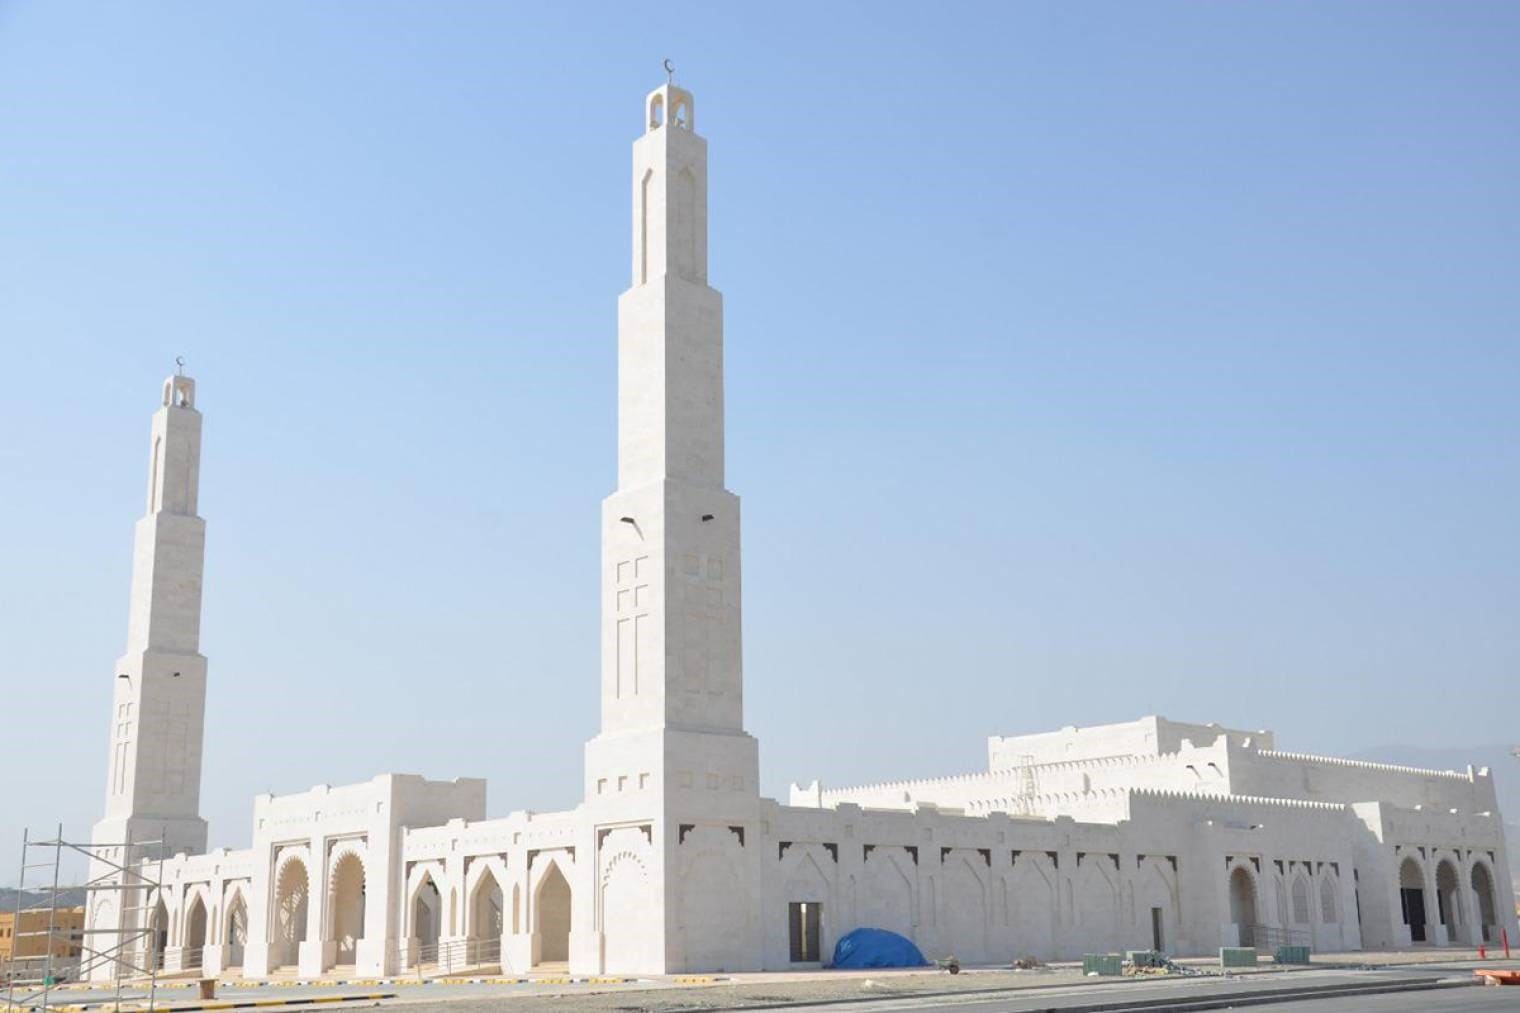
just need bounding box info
[830,927,930,969]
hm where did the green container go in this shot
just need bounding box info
[1274,945,1311,965]
[1082,953,1124,976]
[1219,946,1258,968]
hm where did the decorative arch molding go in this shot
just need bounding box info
[1429,848,1464,877]
[325,840,369,893]
[1395,851,1427,886]
[860,845,918,934]
[777,843,837,894]
[1138,855,1179,895]
[1225,856,1261,886]
[1076,852,1119,895]
[181,883,214,946]
[144,886,177,944]
[1468,854,1500,887]
[601,849,647,887]
[403,860,448,938]
[1225,857,1262,929]
[527,849,576,901]
[221,881,251,947]
[273,846,314,898]
[462,851,510,906]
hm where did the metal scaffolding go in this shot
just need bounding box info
[4,827,165,1012]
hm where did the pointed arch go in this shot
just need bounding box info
[532,859,572,965]
[149,896,169,970]
[407,868,442,954]
[222,884,249,969]
[183,889,209,969]
[466,862,505,942]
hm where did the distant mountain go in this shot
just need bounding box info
[1350,744,1519,894]
[0,887,88,911]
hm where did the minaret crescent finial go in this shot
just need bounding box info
[175,355,185,376]
[663,58,674,85]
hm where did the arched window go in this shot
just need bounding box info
[648,94,665,130]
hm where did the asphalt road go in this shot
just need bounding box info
[651,972,1490,1013]
[762,983,1503,1013]
[1229,989,1520,1012]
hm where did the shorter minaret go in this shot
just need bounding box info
[85,372,211,976]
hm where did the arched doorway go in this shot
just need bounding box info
[1398,857,1428,944]
[184,895,208,969]
[225,892,248,970]
[1434,860,1463,944]
[1228,867,1257,948]
[534,862,572,965]
[149,898,169,970]
[410,873,441,964]
[330,853,366,966]
[468,867,504,966]
[1471,863,1499,943]
[275,858,310,967]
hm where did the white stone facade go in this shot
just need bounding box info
[84,81,1516,980]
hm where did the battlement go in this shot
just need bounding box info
[1254,749,1478,782]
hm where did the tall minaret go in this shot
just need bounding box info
[580,79,760,973]
[87,372,210,889]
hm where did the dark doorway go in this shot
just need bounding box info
[1398,857,1428,943]
[788,902,821,962]
[1150,906,1165,952]
[1400,888,1427,942]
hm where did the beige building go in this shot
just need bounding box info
[0,907,85,975]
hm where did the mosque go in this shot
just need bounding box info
[83,79,1516,978]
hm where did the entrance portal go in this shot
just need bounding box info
[1472,863,1499,943]
[1435,860,1462,944]
[1399,858,1427,943]
[275,858,310,967]
[330,853,365,965]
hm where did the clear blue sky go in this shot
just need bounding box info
[2,2,1518,873]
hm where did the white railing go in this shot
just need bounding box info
[393,938,505,977]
